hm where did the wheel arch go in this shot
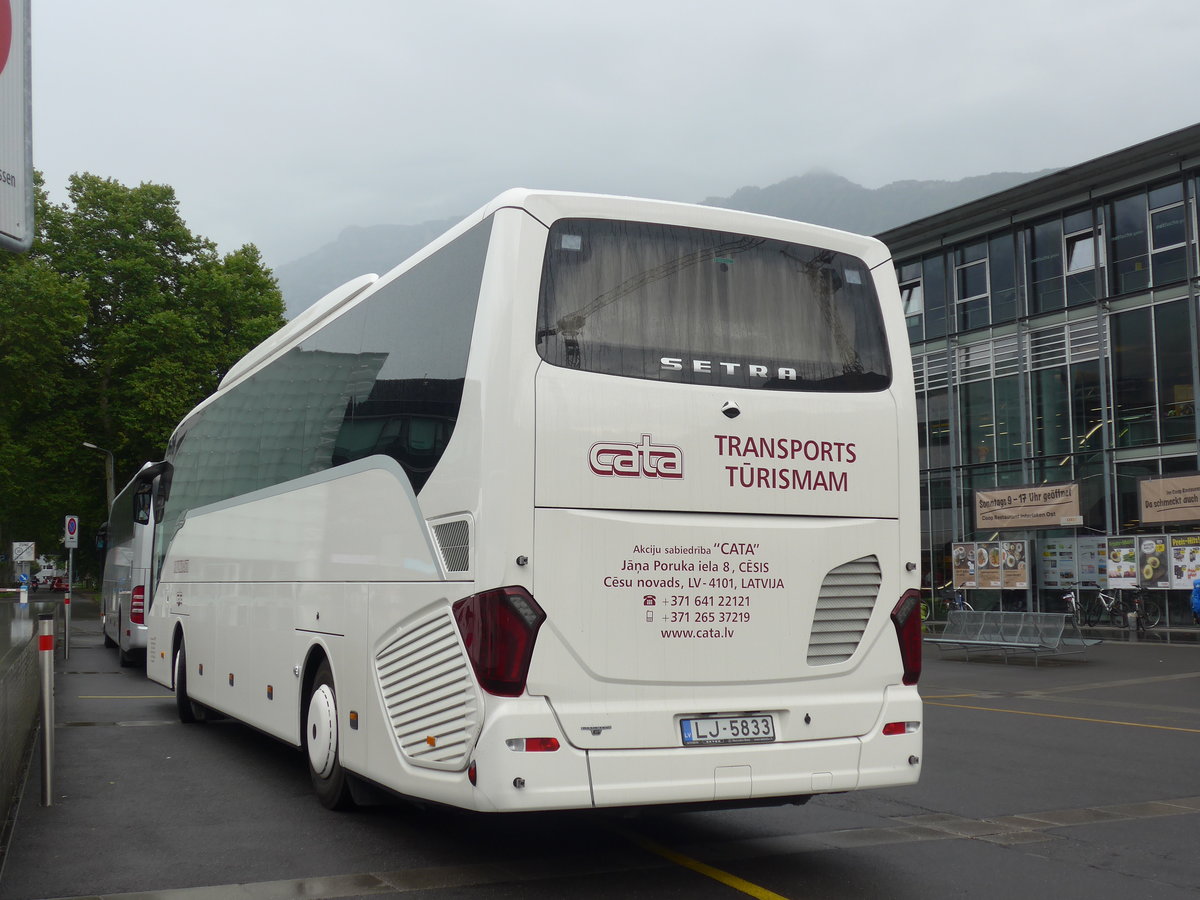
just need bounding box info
[300,641,334,724]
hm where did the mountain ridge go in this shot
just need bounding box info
[276,169,1054,317]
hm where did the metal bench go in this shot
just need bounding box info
[925,610,1102,665]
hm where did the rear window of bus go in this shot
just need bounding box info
[536,218,891,392]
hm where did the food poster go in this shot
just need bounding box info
[1038,539,1076,590]
[1077,537,1107,588]
[977,541,1002,589]
[1000,540,1028,588]
[951,542,977,588]
[1167,534,1200,588]
[1135,535,1169,589]
[1106,537,1137,589]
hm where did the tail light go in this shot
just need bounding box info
[452,586,546,696]
[890,589,922,686]
[131,585,146,625]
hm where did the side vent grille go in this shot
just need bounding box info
[807,555,882,666]
[433,520,470,573]
[374,612,481,771]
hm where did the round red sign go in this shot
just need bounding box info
[0,2,11,77]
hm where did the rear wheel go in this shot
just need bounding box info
[305,659,354,810]
[118,612,134,667]
[173,640,206,724]
[1139,598,1162,628]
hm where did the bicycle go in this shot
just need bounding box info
[1061,587,1084,624]
[1083,588,1128,628]
[939,587,973,617]
[1126,589,1162,629]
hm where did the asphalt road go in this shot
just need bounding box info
[2,599,1198,899]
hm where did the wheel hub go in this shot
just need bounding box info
[307,684,338,778]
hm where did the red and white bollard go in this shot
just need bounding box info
[38,613,54,806]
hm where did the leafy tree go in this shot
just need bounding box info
[0,173,285,578]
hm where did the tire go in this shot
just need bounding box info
[118,611,134,667]
[1139,598,1162,628]
[173,640,206,724]
[1084,600,1100,628]
[305,659,354,810]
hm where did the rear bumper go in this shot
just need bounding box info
[467,687,921,811]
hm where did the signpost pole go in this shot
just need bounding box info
[64,547,73,659]
[63,516,79,659]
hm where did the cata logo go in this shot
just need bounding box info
[589,434,683,479]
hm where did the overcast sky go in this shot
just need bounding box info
[32,0,1200,273]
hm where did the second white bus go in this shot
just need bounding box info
[145,190,923,812]
[102,462,165,666]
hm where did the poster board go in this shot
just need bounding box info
[1168,534,1200,589]
[1077,537,1107,588]
[1105,537,1137,589]
[951,542,977,589]
[1135,535,1169,589]
[1038,539,1076,590]
[999,540,1028,589]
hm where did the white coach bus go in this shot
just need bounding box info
[102,462,166,666]
[145,190,923,812]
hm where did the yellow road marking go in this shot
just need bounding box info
[616,828,791,900]
[927,700,1200,733]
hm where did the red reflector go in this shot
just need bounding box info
[130,586,146,625]
[890,590,923,686]
[506,737,560,752]
[39,634,54,652]
[468,761,477,785]
[883,721,919,736]
[453,586,546,696]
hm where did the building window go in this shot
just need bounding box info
[923,255,948,340]
[1032,366,1072,461]
[988,232,1019,323]
[927,388,951,469]
[954,241,989,331]
[1155,299,1195,441]
[992,374,1025,461]
[898,261,922,342]
[1110,193,1150,295]
[1111,307,1156,446]
[960,379,994,464]
[1149,181,1187,286]
[1062,208,1103,306]
[1029,219,1065,313]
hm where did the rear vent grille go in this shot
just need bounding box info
[807,555,882,666]
[432,520,470,573]
[374,612,480,771]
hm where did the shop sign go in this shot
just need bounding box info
[1139,473,1200,525]
[975,482,1081,530]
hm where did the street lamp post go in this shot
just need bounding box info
[82,441,115,510]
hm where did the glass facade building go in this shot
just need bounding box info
[877,124,1200,629]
